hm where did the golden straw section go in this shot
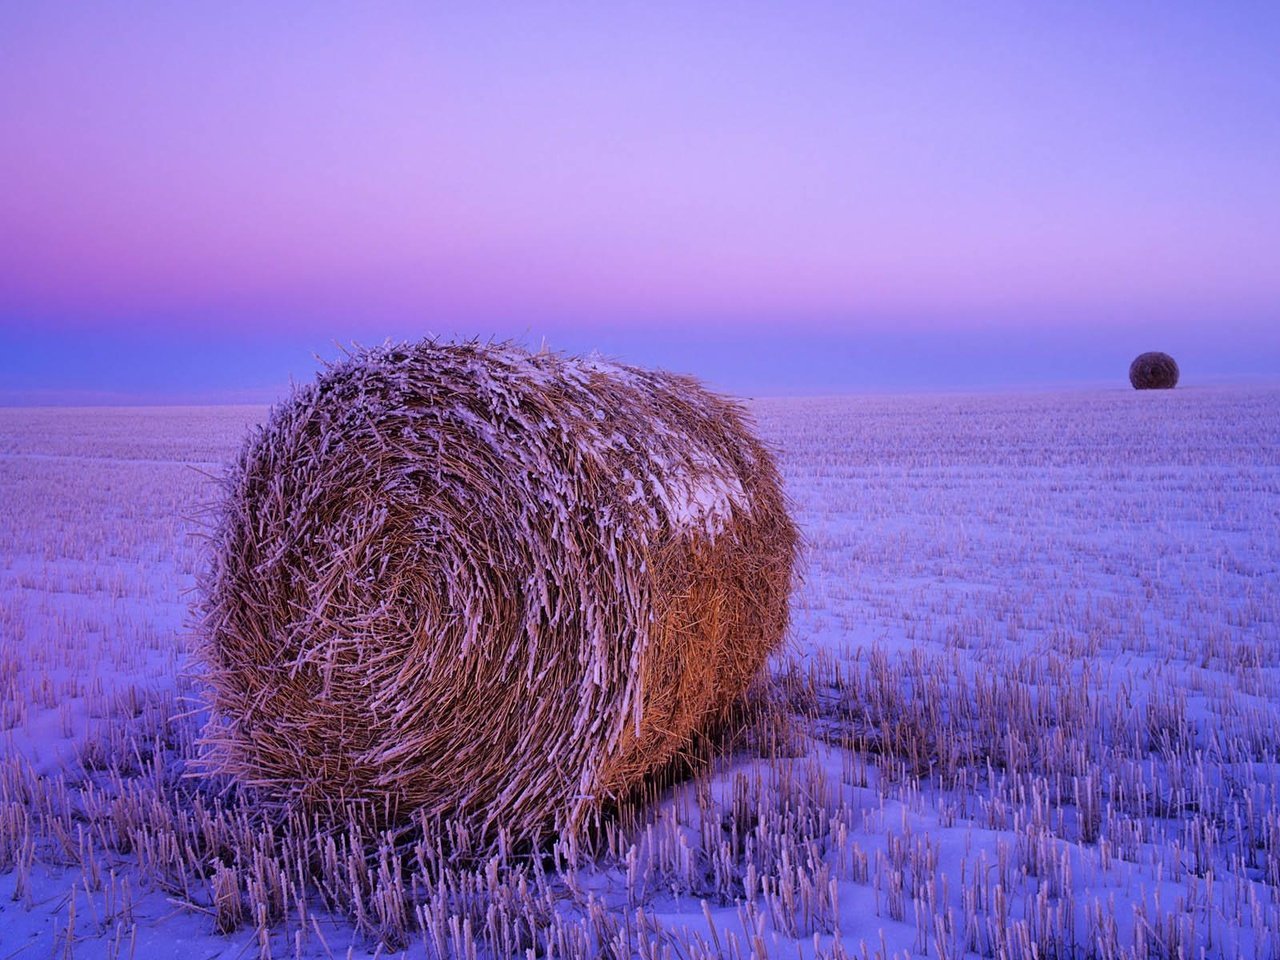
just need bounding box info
[200,341,797,841]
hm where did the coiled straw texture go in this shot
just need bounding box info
[200,341,797,843]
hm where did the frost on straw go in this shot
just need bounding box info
[197,339,798,842]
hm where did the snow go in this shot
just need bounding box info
[1,385,1278,958]
[646,469,745,535]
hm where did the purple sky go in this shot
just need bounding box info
[2,3,1278,401]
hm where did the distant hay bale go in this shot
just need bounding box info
[1129,351,1179,390]
[200,340,797,843]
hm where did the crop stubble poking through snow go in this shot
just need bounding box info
[199,341,797,841]
[0,386,1278,958]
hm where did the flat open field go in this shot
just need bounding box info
[1,386,1278,959]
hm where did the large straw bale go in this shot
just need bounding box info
[200,340,797,841]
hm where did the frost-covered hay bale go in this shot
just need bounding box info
[201,341,797,841]
[1129,351,1179,389]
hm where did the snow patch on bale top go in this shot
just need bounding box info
[367,343,748,538]
[199,339,797,844]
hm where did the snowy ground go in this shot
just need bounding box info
[1,387,1278,958]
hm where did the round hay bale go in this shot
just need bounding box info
[200,341,797,842]
[1129,351,1179,389]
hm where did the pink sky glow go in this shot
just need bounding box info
[1,3,1277,397]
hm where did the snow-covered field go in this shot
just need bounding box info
[1,387,1278,959]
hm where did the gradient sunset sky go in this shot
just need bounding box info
[2,2,1277,401]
